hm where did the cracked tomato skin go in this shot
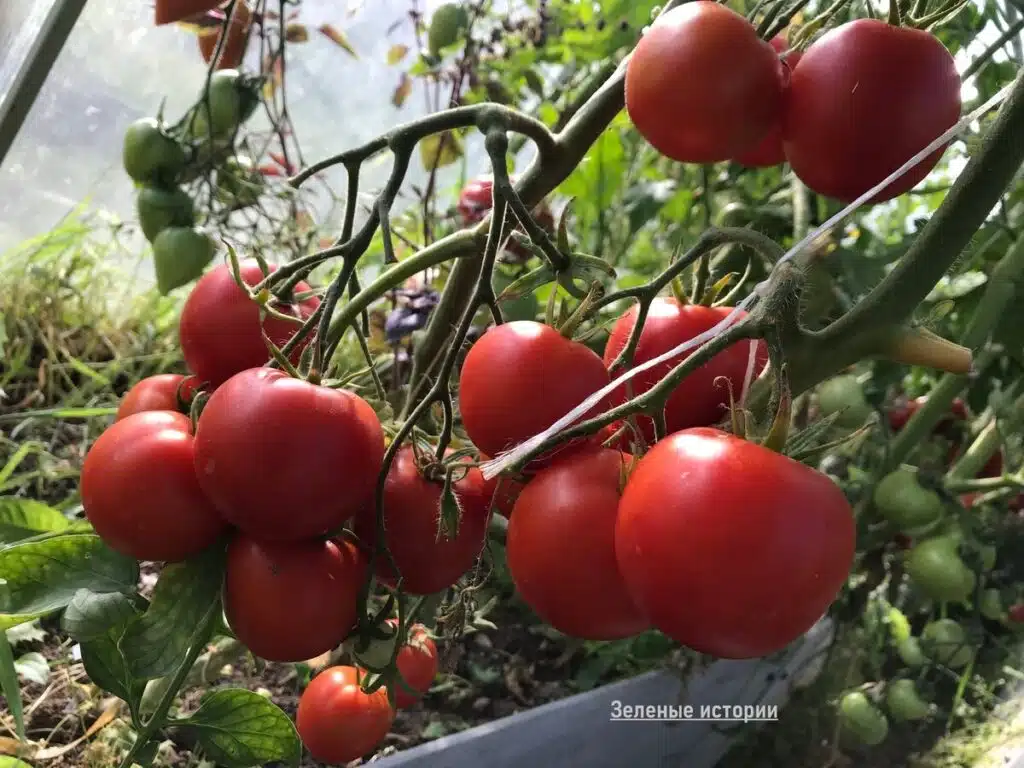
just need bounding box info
[603,299,768,444]
[615,428,855,658]
[179,259,320,387]
[194,368,385,542]
[458,321,612,466]
[116,374,197,421]
[225,535,367,662]
[81,411,227,562]
[296,666,394,764]
[783,19,961,203]
[507,448,648,640]
[625,1,785,163]
[353,446,492,595]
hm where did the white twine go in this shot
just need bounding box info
[480,82,1014,481]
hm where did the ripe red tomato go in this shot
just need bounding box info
[603,299,768,443]
[197,1,252,70]
[508,448,648,640]
[179,259,320,387]
[353,446,492,595]
[154,0,221,25]
[457,177,495,225]
[296,666,394,764]
[459,321,611,464]
[224,535,366,662]
[734,37,802,168]
[1009,603,1024,623]
[116,374,198,421]
[783,20,961,203]
[887,396,967,433]
[194,368,385,541]
[80,411,227,562]
[625,2,785,163]
[615,428,855,658]
[390,620,439,708]
[479,455,528,517]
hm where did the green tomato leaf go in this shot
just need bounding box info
[419,131,463,172]
[0,758,34,767]
[0,632,24,739]
[14,651,49,686]
[0,533,139,630]
[62,589,142,642]
[81,615,147,706]
[120,545,225,681]
[180,689,302,768]
[0,499,70,544]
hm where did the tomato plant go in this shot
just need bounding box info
[920,619,973,668]
[296,666,394,764]
[616,428,856,658]
[195,367,385,541]
[603,299,768,442]
[115,374,196,421]
[885,680,931,721]
[872,467,945,532]
[390,621,439,708]
[152,226,217,295]
[783,20,961,203]
[122,117,186,184]
[80,411,227,562]
[178,259,320,386]
[136,185,195,243]
[625,2,785,163]
[353,446,492,595]
[507,448,648,640]
[839,691,889,745]
[904,534,976,603]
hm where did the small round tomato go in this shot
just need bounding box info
[187,69,258,139]
[734,36,802,168]
[194,368,384,541]
[225,535,366,662]
[872,466,944,532]
[817,374,873,428]
[116,374,197,421]
[296,666,394,764]
[896,636,926,668]
[783,20,961,203]
[1008,603,1024,623]
[615,428,855,658]
[457,177,495,225]
[508,448,648,640]
[428,2,470,55]
[904,535,975,603]
[353,446,492,595]
[80,411,227,562]
[153,227,217,295]
[839,691,889,746]
[179,259,320,387]
[603,299,768,443]
[885,679,931,722]
[920,618,972,668]
[136,185,195,243]
[625,2,785,163]
[459,321,611,464]
[391,621,439,708]
[122,117,186,184]
[198,1,252,70]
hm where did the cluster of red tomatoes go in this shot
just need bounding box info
[625,3,961,203]
[458,298,856,658]
[79,259,461,764]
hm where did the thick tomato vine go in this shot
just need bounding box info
[507,448,648,640]
[80,411,227,563]
[296,666,394,764]
[615,428,855,658]
[194,368,385,542]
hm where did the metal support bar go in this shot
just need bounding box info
[0,0,89,169]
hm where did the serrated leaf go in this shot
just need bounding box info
[0,533,138,630]
[120,546,225,681]
[63,589,141,642]
[14,652,48,686]
[5,620,46,646]
[0,633,24,739]
[419,131,462,171]
[319,24,358,57]
[387,43,409,64]
[0,499,70,544]
[81,618,146,706]
[181,689,302,767]
[392,72,412,107]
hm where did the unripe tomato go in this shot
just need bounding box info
[153,227,217,295]
[122,118,186,184]
[136,186,195,243]
[195,368,385,541]
[980,588,1005,621]
[508,449,648,640]
[116,374,197,421]
[427,2,470,55]
[734,36,802,168]
[197,1,252,70]
[615,428,855,658]
[783,20,961,203]
[817,374,873,428]
[885,679,931,721]
[458,321,611,465]
[296,666,394,764]
[839,691,889,746]
[390,621,439,708]
[225,535,366,662]
[353,446,492,595]
[603,299,768,444]
[625,2,785,163]
[896,636,926,668]
[872,466,944,532]
[178,259,320,387]
[920,619,972,668]
[187,69,257,139]
[80,411,227,562]
[905,536,975,603]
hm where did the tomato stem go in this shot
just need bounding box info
[880,327,972,375]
